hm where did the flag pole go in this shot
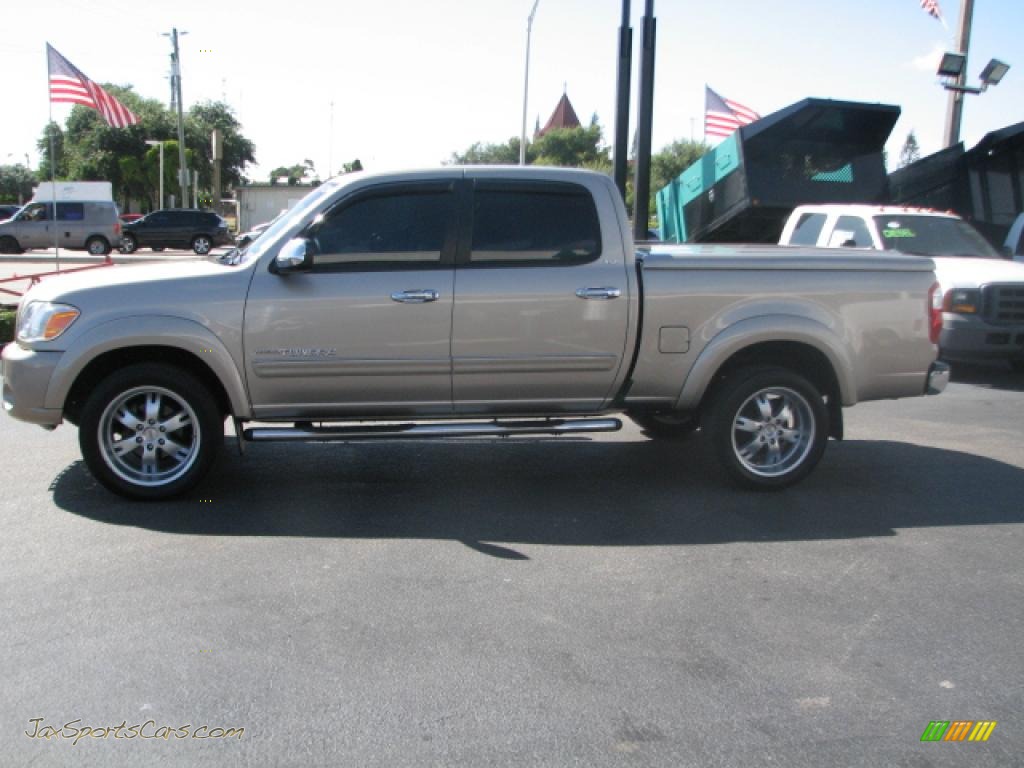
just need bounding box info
[48,93,60,272]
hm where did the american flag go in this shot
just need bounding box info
[704,86,760,140]
[47,43,139,128]
[920,0,943,21]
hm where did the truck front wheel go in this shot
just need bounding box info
[78,363,223,499]
[708,367,828,490]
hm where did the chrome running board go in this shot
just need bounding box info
[243,418,622,442]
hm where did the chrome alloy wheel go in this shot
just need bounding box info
[97,386,201,487]
[730,386,815,478]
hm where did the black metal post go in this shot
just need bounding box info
[613,0,632,199]
[632,0,656,242]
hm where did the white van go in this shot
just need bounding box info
[0,196,121,256]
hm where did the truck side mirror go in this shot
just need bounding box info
[273,237,314,274]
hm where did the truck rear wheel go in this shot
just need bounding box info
[708,367,828,489]
[78,363,223,499]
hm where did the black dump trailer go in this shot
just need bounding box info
[658,98,900,243]
[889,121,1024,248]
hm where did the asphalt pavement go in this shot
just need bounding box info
[1,364,1023,767]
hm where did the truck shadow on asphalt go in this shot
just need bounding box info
[50,436,1024,557]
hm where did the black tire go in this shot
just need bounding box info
[78,363,223,499]
[192,235,213,255]
[120,233,138,253]
[86,236,111,256]
[0,235,23,254]
[707,366,828,490]
[629,411,699,440]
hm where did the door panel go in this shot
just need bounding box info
[244,270,455,416]
[243,183,459,418]
[451,180,630,413]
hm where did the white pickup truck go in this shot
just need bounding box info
[3,168,947,499]
[780,205,1024,370]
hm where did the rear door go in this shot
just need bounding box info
[451,176,631,413]
[243,180,459,418]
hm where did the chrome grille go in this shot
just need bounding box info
[985,284,1024,324]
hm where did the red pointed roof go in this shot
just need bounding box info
[537,92,581,137]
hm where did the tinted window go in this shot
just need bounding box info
[874,215,1001,259]
[831,216,873,248]
[312,190,452,269]
[788,212,826,246]
[470,185,601,265]
[57,202,85,221]
[148,212,173,225]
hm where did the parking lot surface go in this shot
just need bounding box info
[1,363,1022,767]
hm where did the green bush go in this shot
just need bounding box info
[0,306,16,344]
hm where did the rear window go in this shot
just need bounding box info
[874,215,1000,259]
[56,202,85,221]
[470,184,601,265]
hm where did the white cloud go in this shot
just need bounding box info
[910,42,947,73]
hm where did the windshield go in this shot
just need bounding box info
[874,215,1001,259]
[212,179,345,266]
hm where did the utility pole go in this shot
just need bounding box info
[613,0,633,199]
[944,0,974,148]
[166,28,189,207]
[632,0,656,242]
[211,129,223,211]
[519,0,540,166]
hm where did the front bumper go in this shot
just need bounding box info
[926,361,950,395]
[1,343,64,426]
[940,314,1024,362]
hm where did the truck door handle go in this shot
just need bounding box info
[391,289,440,304]
[575,287,621,300]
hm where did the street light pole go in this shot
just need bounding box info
[944,0,974,148]
[519,0,540,166]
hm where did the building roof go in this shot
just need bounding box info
[537,92,581,137]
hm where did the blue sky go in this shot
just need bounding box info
[1,0,1021,181]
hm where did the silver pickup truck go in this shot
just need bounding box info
[2,167,948,499]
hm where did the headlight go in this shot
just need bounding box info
[942,288,980,315]
[16,301,80,343]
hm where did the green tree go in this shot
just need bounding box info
[449,115,609,169]
[898,130,921,169]
[0,164,37,204]
[448,138,527,165]
[269,159,316,186]
[35,88,254,208]
[36,122,67,180]
[343,159,363,173]
[185,101,256,193]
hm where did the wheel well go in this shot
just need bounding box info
[64,345,231,425]
[702,341,844,439]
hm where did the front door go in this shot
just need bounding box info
[451,178,630,413]
[13,203,52,249]
[244,182,459,418]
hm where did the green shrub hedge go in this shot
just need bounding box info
[0,306,16,344]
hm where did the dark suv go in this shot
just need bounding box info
[121,209,233,255]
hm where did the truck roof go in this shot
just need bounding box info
[791,203,962,219]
